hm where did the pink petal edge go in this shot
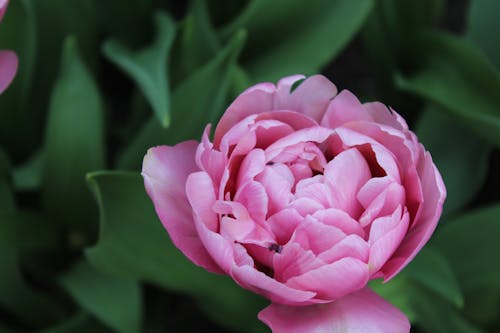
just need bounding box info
[142,141,223,274]
[0,50,18,93]
[258,287,410,333]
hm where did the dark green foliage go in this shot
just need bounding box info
[0,0,499,332]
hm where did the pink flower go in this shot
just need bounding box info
[0,0,18,94]
[142,75,446,332]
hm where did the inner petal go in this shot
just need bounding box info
[273,242,325,283]
[324,148,371,218]
[255,163,294,216]
[290,216,346,255]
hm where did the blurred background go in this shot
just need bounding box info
[1,0,499,332]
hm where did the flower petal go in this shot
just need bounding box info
[258,287,410,333]
[321,89,373,128]
[187,171,235,272]
[214,83,275,146]
[0,0,9,21]
[369,207,410,274]
[0,50,18,94]
[231,264,316,305]
[286,257,369,301]
[381,152,446,280]
[142,142,221,273]
[273,242,324,282]
[275,75,337,122]
[325,148,371,218]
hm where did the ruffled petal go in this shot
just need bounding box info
[275,75,337,122]
[231,264,316,304]
[381,152,446,280]
[286,257,369,301]
[321,89,373,128]
[324,148,371,217]
[214,83,275,146]
[258,287,410,333]
[142,142,222,273]
[187,171,235,272]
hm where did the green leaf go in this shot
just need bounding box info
[0,211,57,252]
[103,12,176,128]
[172,0,220,82]
[416,106,491,216]
[0,0,37,160]
[90,0,153,46]
[434,204,500,326]
[396,31,500,147]
[12,148,45,191]
[40,312,111,333]
[409,285,485,333]
[85,171,266,332]
[0,224,63,326]
[361,0,444,105]
[0,149,15,213]
[468,0,500,69]
[433,204,500,293]
[220,0,373,82]
[404,246,463,307]
[61,260,142,333]
[42,37,105,233]
[117,30,246,170]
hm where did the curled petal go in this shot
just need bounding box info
[258,287,410,333]
[286,257,369,301]
[231,264,316,305]
[364,102,409,131]
[381,152,446,279]
[275,75,337,122]
[142,142,222,274]
[214,83,275,146]
[321,89,372,128]
[324,148,371,217]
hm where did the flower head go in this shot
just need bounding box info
[143,75,446,332]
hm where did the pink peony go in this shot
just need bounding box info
[0,0,18,94]
[142,75,446,332]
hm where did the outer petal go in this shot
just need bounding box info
[381,152,446,279]
[214,83,275,146]
[0,50,18,93]
[286,257,369,301]
[231,264,316,305]
[142,142,222,274]
[186,171,236,272]
[321,89,373,128]
[0,0,8,21]
[275,75,337,123]
[258,287,410,333]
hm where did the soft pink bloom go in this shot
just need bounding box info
[0,0,18,94]
[143,75,446,332]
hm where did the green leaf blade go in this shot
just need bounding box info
[117,30,246,170]
[221,0,373,82]
[85,171,266,332]
[61,260,142,333]
[396,32,500,147]
[103,12,176,128]
[42,36,105,232]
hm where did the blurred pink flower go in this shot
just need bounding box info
[0,0,18,94]
[143,75,446,332]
